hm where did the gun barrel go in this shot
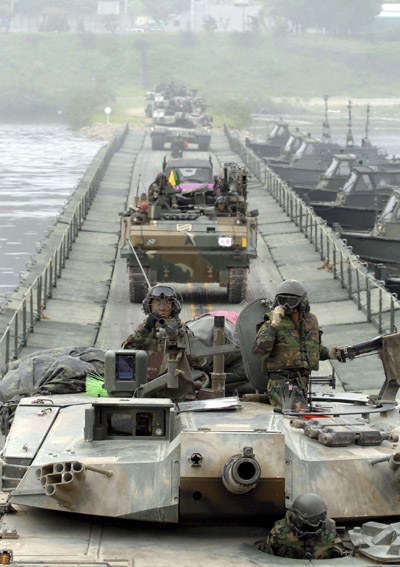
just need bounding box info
[158,318,179,338]
[340,336,383,361]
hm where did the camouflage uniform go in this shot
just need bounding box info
[260,511,345,559]
[122,316,204,380]
[148,180,177,208]
[122,316,182,380]
[252,310,329,409]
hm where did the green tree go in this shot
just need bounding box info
[141,0,189,21]
[203,15,217,33]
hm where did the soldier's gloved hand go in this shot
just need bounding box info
[144,313,160,331]
[329,346,344,362]
[271,306,285,327]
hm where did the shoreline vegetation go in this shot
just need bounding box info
[2,32,400,130]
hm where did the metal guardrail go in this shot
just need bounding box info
[0,125,129,367]
[225,125,400,334]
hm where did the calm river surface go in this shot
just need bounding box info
[0,124,105,302]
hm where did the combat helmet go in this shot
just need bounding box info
[142,285,183,316]
[290,493,328,537]
[155,172,168,185]
[273,279,309,312]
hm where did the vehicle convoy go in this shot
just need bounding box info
[120,162,258,303]
[1,300,400,565]
[148,83,212,151]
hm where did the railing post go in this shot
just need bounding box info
[14,312,18,360]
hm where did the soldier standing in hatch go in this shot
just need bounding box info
[121,285,204,380]
[148,172,178,208]
[252,280,342,410]
[260,493,346,559]
[121,285,183,380]
[214,196,231,216]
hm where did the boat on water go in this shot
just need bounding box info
[309,166,400,230]
[245,118,291,158]
[338,187,400,271]
[293,152,357,200]
[268,134,343,187]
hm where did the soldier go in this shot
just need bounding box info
[148,172,178,208]
[121,285,204,380]
[121,285,183,380]
[215,196,230,216]
[260,493,346,559]
[170,133,185,157]
[252,280,342,409]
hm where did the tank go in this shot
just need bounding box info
[1,304,400,565]
[146,83,212,151]
[151,121,211,151]
[120,162,258,303]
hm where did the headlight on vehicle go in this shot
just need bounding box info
[218,236,233,248]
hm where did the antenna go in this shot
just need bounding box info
[362,104,371,147]
[322,95,331,144]
[346,99,354,148]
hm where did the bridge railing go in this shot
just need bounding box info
[225,126,400,334]
[0,125,129,368]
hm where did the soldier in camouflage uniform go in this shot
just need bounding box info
[252,280,342,410]
[260,493,346,559]
[121,285,183,380]
[122,285,204,381]
[148,173,178,208]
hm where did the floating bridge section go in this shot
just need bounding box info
[0,125,399,396]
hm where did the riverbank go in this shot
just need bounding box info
[4,32,400,128]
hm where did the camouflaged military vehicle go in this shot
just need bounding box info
[121,162,258,303]
[1,300,400,565]
[151,118,211,151]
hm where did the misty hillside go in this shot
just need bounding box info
[2,31,400,126]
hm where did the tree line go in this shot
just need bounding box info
[262,0,383,35]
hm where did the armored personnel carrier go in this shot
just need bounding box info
[1,301,400,565]
[121,162,258,303]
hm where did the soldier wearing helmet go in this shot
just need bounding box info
[148,172,178,208]
[121,285,183,379]
[252,280,342,409]
[215,195,230,216]
[260,493,346,559]
[122,285,204,380]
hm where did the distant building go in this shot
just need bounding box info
[177,0,262,33]
[375,3,400,29]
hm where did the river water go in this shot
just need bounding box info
[0,124,105,302]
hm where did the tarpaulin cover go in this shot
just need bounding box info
[0,347,105,403]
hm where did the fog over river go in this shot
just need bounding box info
[0,124,105,302]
